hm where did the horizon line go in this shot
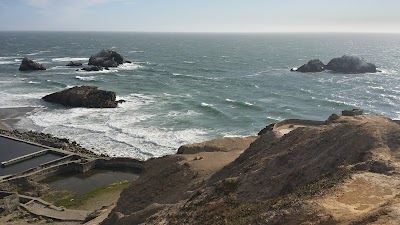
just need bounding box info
[1,30,400,34]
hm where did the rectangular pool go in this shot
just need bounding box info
[0,153,62,176]
[0,136,45,162]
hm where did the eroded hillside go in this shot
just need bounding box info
[102,115,400,225]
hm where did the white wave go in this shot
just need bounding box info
[128,50,144,53]
[75,69,116,74]
[266,115,283,121]
[126,93,156,104]
[0,61,15,65]
[201,102,213,107]
[368,86,384,90]
[0,56,19,60]
[225,99,234,102]
[48,66,69,70]
[19,93,209,159]
[0,91,48,108]
[184,61,195,64]
[75,76,97,81]
[26,51,50,56]
[52,57,89,62]
[172,73,218,80]
[166,110,201,118]
[379,68,397,75]
[28,81,40,84]
[118,63,140,70]
[324,98,351,106]
[244,102,253,106]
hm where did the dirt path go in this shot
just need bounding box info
[315,172,400,222]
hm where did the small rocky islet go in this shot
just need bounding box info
[18,57,46,71]
[18,49,132,72]
[42,86,124,108]
[291,55,379,73]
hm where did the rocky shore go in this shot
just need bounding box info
[0,129,100,157]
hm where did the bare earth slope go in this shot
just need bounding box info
[102,115,400,225]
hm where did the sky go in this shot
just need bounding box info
[0,0,399,33]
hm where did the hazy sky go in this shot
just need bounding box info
[0,0,399,33]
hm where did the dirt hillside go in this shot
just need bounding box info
[102,115,400,225]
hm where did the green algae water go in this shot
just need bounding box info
[0,32,400,159]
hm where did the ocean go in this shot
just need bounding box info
[0,32,399,160]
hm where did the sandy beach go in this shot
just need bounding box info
[0,107,36,131]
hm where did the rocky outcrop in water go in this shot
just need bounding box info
[325,55,377,73]
[88,50,124,68]
[66,61,82,67]
[81,65,104,71]
[294,59,325,73]
[18,57,46,71]
[42,86,120,108]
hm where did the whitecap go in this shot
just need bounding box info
[28,81,40,84]
[48,66,70,70]
[0,91,49,108]
[201,102,213,107]
[0,56,19,60]
[26,51,50,56]
[184,61,195,64]
[75,76,98,81]
[0,61,15,65]
[266,115,283,121]
[26,52,40,56]
[52,57,89,62]
[75,69,116,74]
[118,63,141,70]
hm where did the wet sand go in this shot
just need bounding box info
[0,107,37,131]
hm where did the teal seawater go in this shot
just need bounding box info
[0,32,399,159]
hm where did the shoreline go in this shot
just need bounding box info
[0,107,37,131]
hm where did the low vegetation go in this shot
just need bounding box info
[41,180,131,208]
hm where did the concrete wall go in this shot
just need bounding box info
[30,157,143,182]
[95,158,144,171]
[2,156,144,183]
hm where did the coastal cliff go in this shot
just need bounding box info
[102,114,400,225]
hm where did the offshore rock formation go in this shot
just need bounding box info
[81,65,104,71]
[66,61,82,66]
[293,59,325,73]
[42,86,120,108]
[18,57,46,71]
[326,55,377,73]
[102,114,400,225]
[291,56,378,74]
[88,50,124,68]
